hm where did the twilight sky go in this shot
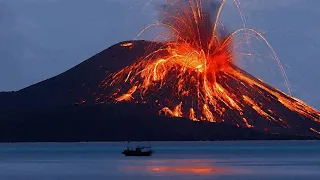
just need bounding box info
[1,0,319,109]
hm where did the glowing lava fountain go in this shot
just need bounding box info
[98,0,320,136]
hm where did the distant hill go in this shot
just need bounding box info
[0,40,319,142]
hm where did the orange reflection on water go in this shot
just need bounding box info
[123,159,230,175]
[148,166,226,174]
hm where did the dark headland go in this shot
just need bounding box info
[0,40,319,142]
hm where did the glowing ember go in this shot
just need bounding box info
[98,0,320,135]
[120,42,133,47]
[310,128,320,135]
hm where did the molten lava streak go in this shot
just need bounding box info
[100,0,320,135]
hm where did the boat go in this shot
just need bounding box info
[122,146,154,156]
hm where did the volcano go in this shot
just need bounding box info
[0,0,319,142]
[0,40,319,142]
[91,0,320,138]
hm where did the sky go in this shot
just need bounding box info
[0,0,319,109]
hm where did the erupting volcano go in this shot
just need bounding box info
[95,0,320,136]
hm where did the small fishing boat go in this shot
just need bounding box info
[122,146,153,156]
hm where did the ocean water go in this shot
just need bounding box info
[0,141,319,180]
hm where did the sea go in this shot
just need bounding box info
[0,141,319,180]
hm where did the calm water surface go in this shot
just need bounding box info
[0,141,319,180]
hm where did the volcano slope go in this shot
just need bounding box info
[96,41,320,138]
[0,40,319,142]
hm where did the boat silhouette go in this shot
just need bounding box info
[122,146,154,156]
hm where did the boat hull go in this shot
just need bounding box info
[122,150,153,156]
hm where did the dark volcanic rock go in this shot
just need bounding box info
[0,103,315,142]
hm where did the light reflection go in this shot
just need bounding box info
[148,166,225,174]
[123,159,230,175]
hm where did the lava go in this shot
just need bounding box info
[120,42,133,47]
[99,0,320,135]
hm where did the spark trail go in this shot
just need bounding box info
[98,0,320,136]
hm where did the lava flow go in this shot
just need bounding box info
[98,0,320,136]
